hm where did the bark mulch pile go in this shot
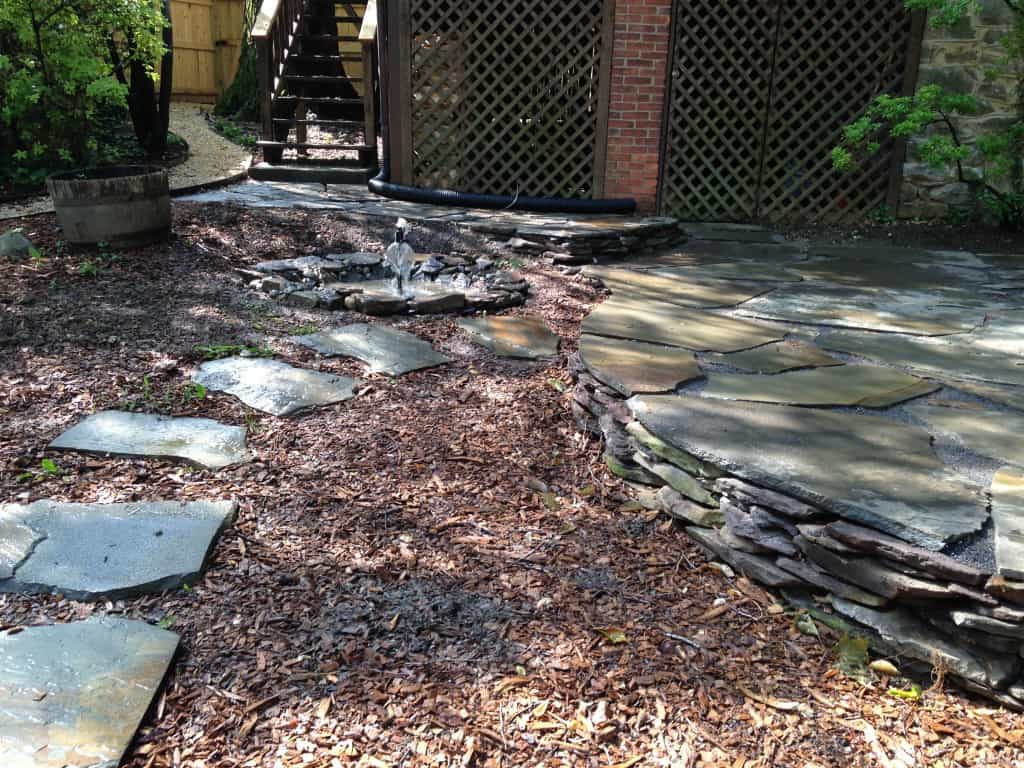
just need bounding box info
[1,204,1022,767]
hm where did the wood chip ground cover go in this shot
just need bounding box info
[1,205,1022,767]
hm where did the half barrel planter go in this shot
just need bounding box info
[46,165,171,247]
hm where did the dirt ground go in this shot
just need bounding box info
[2,205,1023,767]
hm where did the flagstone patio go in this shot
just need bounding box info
[573,237,1024,706]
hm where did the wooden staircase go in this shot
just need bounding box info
[252,0,378,184]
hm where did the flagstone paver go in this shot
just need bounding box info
[702,365,938,407]
[579,334,702,396]
[50,411,251,469]
[0,616,178,768]
[737,284,986,335]
[0,500,236,600]
[705,340,841,374]
[822,330,1024,387]
[629,395,988,550]
[294,323,450,375]
[457,316,560,359]
[910,404,1024,467]
[583,266,772,308]
[194,357,360,416]
[991,468,1024,581]
[582,295,785,352]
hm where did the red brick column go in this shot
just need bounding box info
[602,0,672,212]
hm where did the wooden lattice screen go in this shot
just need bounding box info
[660,0,921,223]
[402,0,614,198]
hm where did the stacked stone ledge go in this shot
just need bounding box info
[569,352,1024,709]
[500,218,687,266]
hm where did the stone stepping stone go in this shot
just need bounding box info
[457,316,560,359]
[579,334,702,396]
[583,265,772,308]
[0,499,235,600]
[702,365,937,407]
[582,295,784,353]
[990,468,1024,582]
[705,340,841,374]
[629,395,988,550]
[822,330,1024,388]
[293,323,450,375]
[738,284,985,336]
[194,357,359,416]
[683,222,785,243]
[910,403,1024,467]
[0,616,178,768]
[50,411,250,470]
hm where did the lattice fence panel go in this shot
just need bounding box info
[660,1,782,222]
[757,0,914,222]
[408,0,611,198]
[660,0,916,223]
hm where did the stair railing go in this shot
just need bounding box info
[253,0,304,146]
[359,0,378,165]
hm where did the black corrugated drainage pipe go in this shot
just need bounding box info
[367,3,636,215]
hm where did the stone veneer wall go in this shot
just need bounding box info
[900,2,1020,218]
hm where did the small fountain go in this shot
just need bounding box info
[249,217,531,316]
[384,218,415,297]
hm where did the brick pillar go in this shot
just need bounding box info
[603,0,673,212]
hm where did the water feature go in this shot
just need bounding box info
[384,218,415,297]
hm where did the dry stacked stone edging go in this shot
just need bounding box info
[569,353,1024,709]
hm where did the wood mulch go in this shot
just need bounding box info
[1,204,1022,767]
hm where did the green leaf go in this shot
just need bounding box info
[598,627,629,645]
[888,683,923,701]
[836,635,872,684]
[156,615,176,629]
[40,458,60,475]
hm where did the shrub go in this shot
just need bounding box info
[833,0,1024,227]
[0,0,168,186]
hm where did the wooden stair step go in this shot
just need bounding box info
[274,96,363,105]
[300,33,360,42]
[284,75,354,84]
[258,141,374,151]
[273,118,365,128]
[289,54,362,63]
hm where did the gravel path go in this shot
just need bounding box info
[0,103,251,221]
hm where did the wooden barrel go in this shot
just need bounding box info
[46,165,171,247]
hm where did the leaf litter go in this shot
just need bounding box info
[0,204,1022,767]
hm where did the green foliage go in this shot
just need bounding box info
[212,117,258,149]
[833,0,1024,227]
[193,342,275,360]
[0,0,167,185]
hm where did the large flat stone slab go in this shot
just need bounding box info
[293,323,450,375]
[705,340,841,374]
[910,404,1024,467]
[50,411,251,470]
[584,266,771,308]
[457,316,560,359]
[194,357,359,416]
[582,296,785,352]
[822,330,1024,387]
[831,598,1019,691]
[0,500,236,600]
[991,467,1024,582]
[0,617,178,768]
[629,395,988,549]
[702,365,937,407]
[737,284,985,335]
[579,334,702,396]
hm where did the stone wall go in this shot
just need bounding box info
[569,356,1024,710]
[900,2,1020,219]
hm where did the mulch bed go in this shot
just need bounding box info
[1,205,1023,767]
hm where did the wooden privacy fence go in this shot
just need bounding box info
[170,0,245,100]
[386,0,615,198]
[659,0,923,222]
